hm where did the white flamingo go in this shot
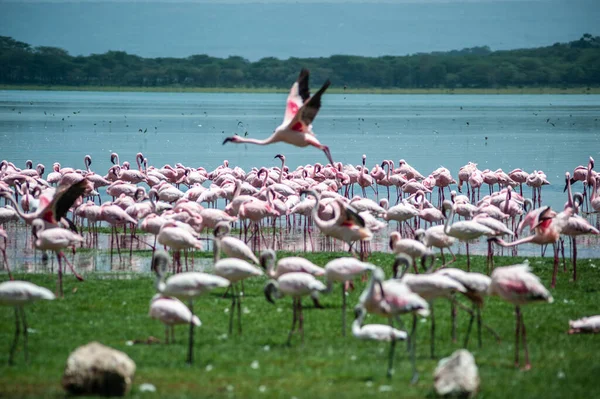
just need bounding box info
[153,251,229,364]
[149,294,201,344]
[0,280,55,365]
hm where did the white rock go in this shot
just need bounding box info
[62,341,136,396]
[433,349,479,397]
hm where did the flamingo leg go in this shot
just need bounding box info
[287,298,298,346]
[451,301,457,343]
[463,306,475,348]
[186,299,195,365]
[387,337,396,379]
[299,299,305,344]
[551,242,559,288]
[341,285,346,336]
[477,307,483,349]
[521,310,531,370]
[466,242,471,272]
[1,243,12,281]
[56,252,64,298]
[20,307,28,363]
[410,314,419,384]
[572,237,578,282]
[515,306,521,367]
[9,307,20,366]
[164,326,169,344]
[430,303,436,359]
[237,284,243,335]
[171,325,175,344]
[229,284,236,335]
[59,252,84,281]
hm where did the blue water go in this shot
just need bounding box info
[1,90,599,212]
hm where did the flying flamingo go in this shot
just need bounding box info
[488,263,553,370]
[352,305,408,379]
[31,219,84,297]
[323,257,376,336]
[223,69,334,165]
[153,251,229,364]
[264,272,327,345]
[0,280,55,365]
[149,294,201,344]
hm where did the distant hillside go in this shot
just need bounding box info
[1,34,599,89]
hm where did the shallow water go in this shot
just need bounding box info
[1,90,599,272]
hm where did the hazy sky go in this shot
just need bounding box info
[1,0,598,60]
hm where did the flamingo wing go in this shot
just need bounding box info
[282,69,310,126]
[286,78,331,133]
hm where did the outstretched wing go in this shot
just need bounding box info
[51,178,90,222]
[282,69,310,126]
[287,79,331,134]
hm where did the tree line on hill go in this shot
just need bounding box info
[0,34,599,89]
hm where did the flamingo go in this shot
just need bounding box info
[395,255,467,359]
[213,222,259,264]
[358,263,429,383]
[490,206,572,288]
[152,251,229,364]
[352,305,408,379]
[223,69,333,165]
[414,226,456,267]
[31,219,84,297]
[561,173,599,281]
[149,294,201,344]
[0,281,55,365]
[488,263,553,370]
[302,190,372,255]
[568,316,600,334]
[0,226,11,280]
[264,272,327,345]
[442,200,494,271]
[157,221,204,273]
[214,254,263,335]
[434,268,499,348]
[389,231,432,273]
[323,257,376,336]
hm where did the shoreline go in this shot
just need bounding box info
[1,85,599,95]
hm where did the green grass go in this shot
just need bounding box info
[2,84,600,95]
[1,252,599,398]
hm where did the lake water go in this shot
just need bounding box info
[1,90,600,267]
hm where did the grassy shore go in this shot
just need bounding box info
[1,251,599,398]
[1,84,599,95]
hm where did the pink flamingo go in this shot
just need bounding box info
[490,206,572,288]
[488,263,553,370]
[157,221,204,273]
[149,294,201,344]
[561,172,599,281]
[223,69,333,165]
[31,219,84,297]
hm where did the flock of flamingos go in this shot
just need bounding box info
[1,69,600,384]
